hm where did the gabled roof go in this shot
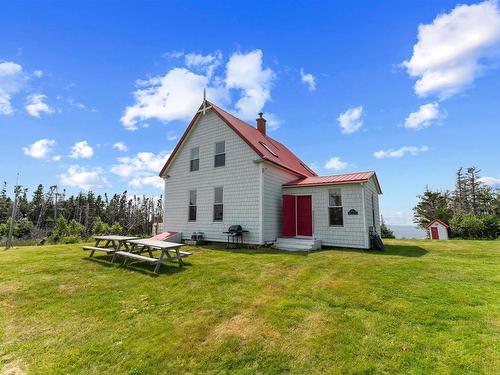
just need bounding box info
[283,171,382,194]
[426,219,449,228]
[159,100,317,178]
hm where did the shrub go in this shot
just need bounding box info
[14,218,34,238]
[49,217,70,243]
[381,223,395,238]
[92,217,110,235]
[482,215,499,239]
[450,214,484,239]
[110,222,123,235]
[68,219,86,238]
[0,222,8,237]
[62,235,81,244]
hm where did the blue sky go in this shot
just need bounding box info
[1,0,499,224]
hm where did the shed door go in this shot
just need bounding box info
[431,227,439,240]
[296,195,313,237]
[282,195,296,237]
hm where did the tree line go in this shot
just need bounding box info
[0,182,163,245]
[413,167,500,239]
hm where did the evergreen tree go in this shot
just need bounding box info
[413,187,453,229]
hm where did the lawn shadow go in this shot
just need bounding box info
[322,244,428,257]
[205,246,309,256]
[83,255,189,277]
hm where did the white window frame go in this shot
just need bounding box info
[188,190,197,222]
[214,141,225,168]
[328,188,344,227]
[213,186,224,222]
[190,147,199,172]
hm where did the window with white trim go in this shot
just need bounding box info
[213,187,223,221]
[190,147,199,172]
[328,188,343,226]
[188,190,197,221]
[214,141,225,167]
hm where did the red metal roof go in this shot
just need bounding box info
[283,171,382,193]
[160,101,316,178]
[426,219,449,228]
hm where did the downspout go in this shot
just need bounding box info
[361,182,368,249]
[259,164,264,245]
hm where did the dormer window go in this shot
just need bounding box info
[190,147,199,172]
[214,141,225,168]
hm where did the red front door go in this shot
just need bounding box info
[282,195,296,237]
[431,227,439,240]
[296,195,312,237]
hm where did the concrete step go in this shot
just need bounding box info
[273,238,322,251]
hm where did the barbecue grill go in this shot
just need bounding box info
[223,225,248,248]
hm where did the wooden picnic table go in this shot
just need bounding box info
[83,235,140,257]
[113,239,192,274]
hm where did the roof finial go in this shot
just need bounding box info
[203,88,206,102]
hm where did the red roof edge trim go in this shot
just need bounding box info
[258,157,309,178]
[426,219,449,228]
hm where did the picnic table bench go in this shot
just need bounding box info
[83,235,139,257]
[113,239,192,273]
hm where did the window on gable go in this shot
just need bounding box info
[328,188,343,226]
[188,190,197,221]
[190,147,199,172]
[213,186,223,221]
[214,141,225,168]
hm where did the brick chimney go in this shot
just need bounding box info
[256,112,266,136]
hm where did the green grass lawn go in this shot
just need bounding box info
[1,239,499,374]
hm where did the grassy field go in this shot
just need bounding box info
[0,239,499,374]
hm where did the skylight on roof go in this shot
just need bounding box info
[259,141,278,157]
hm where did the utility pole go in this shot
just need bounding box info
[6,173,19,249]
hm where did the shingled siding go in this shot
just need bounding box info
[282,183,368,249]
[163,111,262,244]
[363,177,381,236]
[262,164,298,243]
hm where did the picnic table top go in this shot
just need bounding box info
[127,239,184,249]
[94,235,140,241]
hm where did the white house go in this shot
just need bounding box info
[159,100,382,250]
[426,219,449,240]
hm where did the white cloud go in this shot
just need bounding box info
[0,61,26,115]
[479,176,500,188]
[324,156,348,170]
[58,165,110,190]
[52,155,61,161]
[184,51,222,77]
[25,93,54,117]
[129,176,164,190]
[110,151,170,190]
[225,49,275,120]
[300,68,316,91]
[32,70,44,78]
[112,142,128,152]
[403,0,500,99]
[265,113,281,131]
[110,151,170,177]
[121,49,276,132]
[166,131,178,141]
[70,141,94,159]
[404,102,445,129]
[337,106,363,134]
[66,97,96,112]
[374,145,429,159]
[22,139,56,159]
[121,68,223,130]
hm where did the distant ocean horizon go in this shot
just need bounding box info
[387,225,427,239]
